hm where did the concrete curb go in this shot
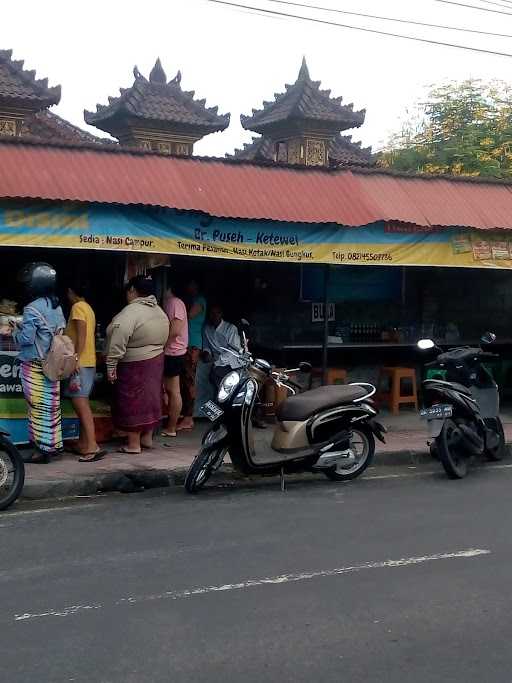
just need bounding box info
[20,445,511,501]
[18,448,432,501]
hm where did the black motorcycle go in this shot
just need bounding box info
[417,333,506,479]
[0,429,25,510]
[185,329,386,493]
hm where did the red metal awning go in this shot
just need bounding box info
[1,140,512,230]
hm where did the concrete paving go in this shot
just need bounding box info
[18,408,512,501]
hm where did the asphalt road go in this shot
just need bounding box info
[2,464,512,683]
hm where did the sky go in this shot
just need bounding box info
[3,0,512,156]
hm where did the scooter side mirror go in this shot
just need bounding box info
[481,331,497,345]
[299,362,312,373]
[417,339,435,350]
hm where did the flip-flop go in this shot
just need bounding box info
[160,431,177,438]
[141,444,154,450]
[176,425,193,432]
[78,450,107,463]
[117,447,142,455]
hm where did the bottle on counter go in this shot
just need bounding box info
[95,323,104,352]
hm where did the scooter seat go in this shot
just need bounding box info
[277,385,369,422]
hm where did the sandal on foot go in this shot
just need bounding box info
[29,451,50,464]
[160,431,177,438]
[79,450,107,463]
[117,446,142,455]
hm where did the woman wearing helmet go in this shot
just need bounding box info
[11,263,66,463]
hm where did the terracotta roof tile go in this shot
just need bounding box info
[329,135,373,165]
[22,110,109,144]
[84,58,230,134]
[0,49,60,109]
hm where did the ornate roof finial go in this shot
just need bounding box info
[298,56,310,81]
[133,65,143,80]
[169,69,182,86]
[149,58,167,84]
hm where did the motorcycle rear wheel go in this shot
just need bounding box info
[484,417,506,462]
[324,426,375,482]
[184,446,226,494]
[0,436,25,511]
[437,419,468,479]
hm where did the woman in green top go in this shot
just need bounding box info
[178,280,206,431]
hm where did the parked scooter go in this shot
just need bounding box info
[184,325,386,493]
[0,430,25,510]
[417,332,505,479]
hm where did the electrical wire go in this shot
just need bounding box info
[432,0,512,16]
[262,0,512,38]
[474,0,512,8]
[205,0,512,58]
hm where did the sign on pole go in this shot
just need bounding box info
[312,302,335,323]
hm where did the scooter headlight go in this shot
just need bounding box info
[217,371,241,403]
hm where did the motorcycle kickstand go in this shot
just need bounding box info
[280,467,286,493]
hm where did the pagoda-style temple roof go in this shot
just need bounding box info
[0,49,61,110]
[84,58,230,136]
[240,58,365,135]
[229,133,373,166]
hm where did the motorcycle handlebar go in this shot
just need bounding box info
[272,371,302,389]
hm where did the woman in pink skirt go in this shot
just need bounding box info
[106,276,169,454]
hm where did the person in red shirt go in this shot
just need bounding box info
[162,286,188,437]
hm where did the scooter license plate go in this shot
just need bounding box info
[420,404,453,419]
[201,401,224,422]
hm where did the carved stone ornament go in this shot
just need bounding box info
[0,118,17,136]
[175,142,190,156]
[157,141,172,155]
[287,138,302,165]
[306,139,326,166]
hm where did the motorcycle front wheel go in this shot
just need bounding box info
[324,426,375,482]
[437,419,468,479]
[0,436,25,511]
[184,446,226,494]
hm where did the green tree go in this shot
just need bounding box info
[379,80,512,178]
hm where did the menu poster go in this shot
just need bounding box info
[452,234,472,254]
[491,240,510,259]
[472,239,492,261]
